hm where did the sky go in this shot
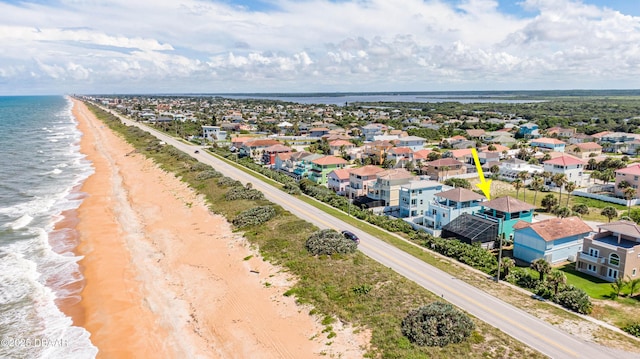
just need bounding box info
[0,0,639,95]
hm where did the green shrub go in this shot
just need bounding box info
[554,286,593,314]
[305,229,357,256]
[505,268,540,289]
[232,206,276,228]
[217,177,243,187]
[572,203,589,215]
[622,323,640,337]
[190,162,211,172]
[225,186,265,201]
[195,170,223,180]
[401,302,475,347]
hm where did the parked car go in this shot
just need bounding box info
[341,230,360,244]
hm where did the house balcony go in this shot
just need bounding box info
[577,252,606,264]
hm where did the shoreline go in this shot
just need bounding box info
[69,99,368,358]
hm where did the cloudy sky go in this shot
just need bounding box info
[0,0,639,95]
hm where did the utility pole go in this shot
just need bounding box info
[495,235,503,282]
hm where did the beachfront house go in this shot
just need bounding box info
[327,168,352,195]
[513,216,592,264]
[542,154,586,187]
[308,155,348,185]
[398,179,445,218]
[346,165,385,199]
[422,187,485,236]
[575,220,640,282]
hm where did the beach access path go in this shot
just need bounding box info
[72,99,368,358]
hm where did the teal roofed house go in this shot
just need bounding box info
[441,196,535,248]
[475,196,536,240]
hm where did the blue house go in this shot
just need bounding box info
[513,216,593,264]
[398,179,445,218]
[518,123,540,138]
[442,196,535,248]
[423,188,485,234]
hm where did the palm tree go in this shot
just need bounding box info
[531,176,544,207]
[628,277,640,298]
[552,173,567,204]
[531,258,551,281]
[610,276,627,299]
[490,165,500,178]
[541,171,552,186]
[500,257,515,280]
[553,206,572,218]
[587,158,597,171]
[564,181,576,207]
[590,170,601,184]
[601,206,618,222]
[623,187,636,218]
[441,165,450,181]
[547,269,567,296]
[541,193,558,212]
[518,171,530,202]
[512,179,524,200]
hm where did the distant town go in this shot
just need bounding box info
[86,94,640,286]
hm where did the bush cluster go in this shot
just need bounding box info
[190,162,211,172]
[232,206,276,228]
[505,268,540,289]
[555,286,593,314]
[401,302,475,347]
[195,170,223,181]
[623,323,640,337]
[305,229,357,256]
[225,186,265,201]
[412,232,497,273]
[217,177,243,187]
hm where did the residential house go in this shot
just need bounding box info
[626,139,640,157]
[362,140,394,164]
[327,168,352,194]
[498,158,543,182]
[309,127,331,138]
[398,179,445,218]
[567,133,595,145]
[231,136,254,150]
[274,152,294,172]
[614,163,640,199]
[201,125,228,142]
[239,139,282,160]
[530,137,566,152]
[367,168,415,210]
[443,196,535,247]
[545,126,576,139]
[565,142,603,160]
[261,144,292,166]
[518,123,540,139]
[576,220,640,281]
[466,129,487,141]
[308,156,348,185]
[347,165,385,199]
[328,140,355,156]
[361,123,387,141]
[594,132,640,153]
[485,131,517,146]
[422,158,467,181]
[423,188,485,235]
[542,154,586,187]
[395,136,426,151]
[387,147,414,167]
[513,216,592,264]
[444,148,474,164]
[293,153,324,179]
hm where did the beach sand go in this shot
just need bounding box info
[70,99,369,358]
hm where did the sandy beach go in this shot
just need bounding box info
[70,99,368,358]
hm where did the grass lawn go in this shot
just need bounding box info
[486,179,630,223]
[557,263,615,299]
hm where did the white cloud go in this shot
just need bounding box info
[0,0,638,94]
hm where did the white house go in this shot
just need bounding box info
[202,125,228,141]
[395,136,426,151]
[543,154,587,187]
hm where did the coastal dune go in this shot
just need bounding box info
[71,99,367,358]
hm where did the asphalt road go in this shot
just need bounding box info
[108,110,638,359]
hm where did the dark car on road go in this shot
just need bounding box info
[341,230,360,244]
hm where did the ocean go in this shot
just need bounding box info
[0,96,98,358]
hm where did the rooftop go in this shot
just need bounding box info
[543,154,585,166]
[616,163,640,176]
[514,216,592,241]
[598,220,640,238]
[436,187,486,202]
[311,155,348,166]
[482,196,535,213]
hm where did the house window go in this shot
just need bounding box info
[589,248,599,258]
[587,264,597,272]
[609,253,620,266]
[633,268,637,277]
[420,199,423,205]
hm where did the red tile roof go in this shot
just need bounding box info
[616,163,640,176]
[244,139,282,147]
[329,139,354,147]
[531,137,566,145]
[575,142,602,150]
[329,168,352,180]
[436,187,485,202]
[482,196,535,213]
[311,155,348,166]
[514,216,592,241]
[390,147,413,154]
[543,154,585,166]
[350,165,385,176]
